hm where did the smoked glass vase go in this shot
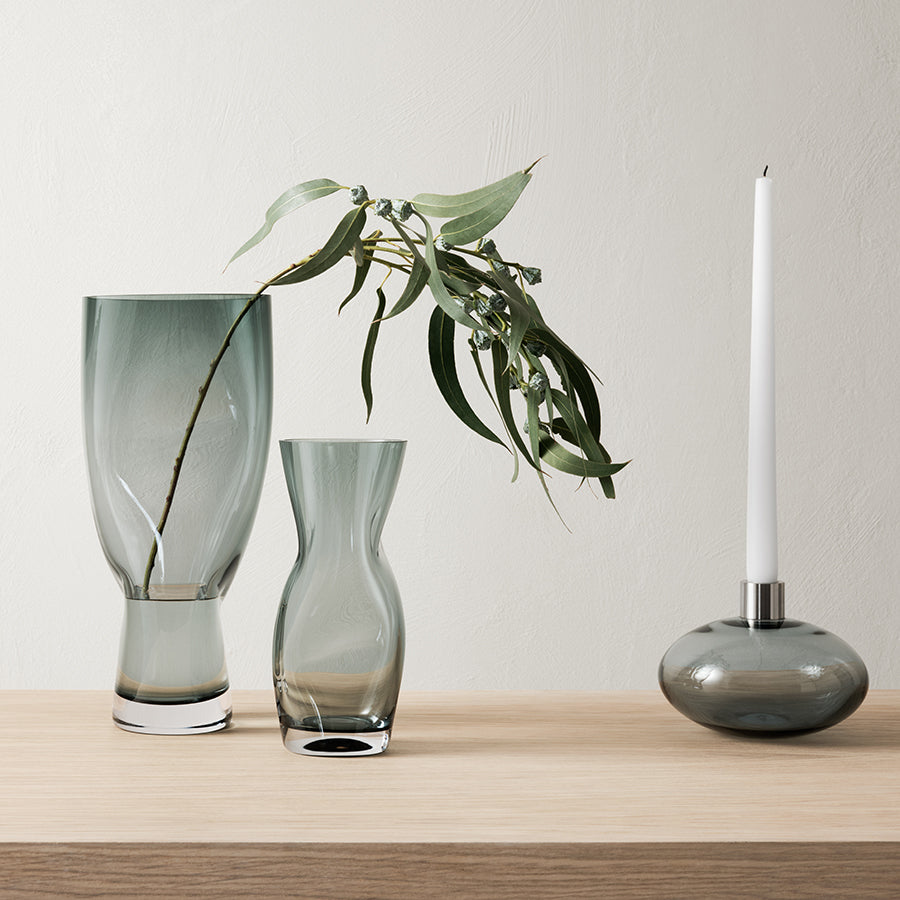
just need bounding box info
[274,439,406,756]
[82,294,272,733]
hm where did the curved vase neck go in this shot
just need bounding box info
[280,440,406,552]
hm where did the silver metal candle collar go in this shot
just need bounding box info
[740,580,785,622]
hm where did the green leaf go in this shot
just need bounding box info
[537,331,602,439]
[470,345,519,482]
[526,350,553,424]
[428,306,506,447]
[554,355,616,498]
[382,253,429,320]
[538,435,629,479]
[526,385,566,525]
[412,169,530,218]
[440,271,481,296]
[437,251,489,287]
[338,244,373,315]
[550,417,579,445]
[273,206,367,285]
[361,287,387,423]
[438,174,532,246]
[550,387,617,497]
[491,342,539,473]
[507,296,531,368]
[351,237,366,267]
[228,178,343,266]
[399,218,484,330]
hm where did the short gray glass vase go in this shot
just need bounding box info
[274,439,407,756]
[82,294,273,734]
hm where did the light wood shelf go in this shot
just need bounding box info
[1,690,898,898]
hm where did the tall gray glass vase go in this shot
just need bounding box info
[82,294,273,734]
[274,439,407,756]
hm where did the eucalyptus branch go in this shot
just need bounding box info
[140,258,308,592]
[149,164,628,584]
[365,244,414,261]
[363,256,412,273]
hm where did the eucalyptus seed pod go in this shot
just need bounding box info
[349,185,369,205]
[529,372,549,398]
[472,330,493,351]
[392,199,414,222]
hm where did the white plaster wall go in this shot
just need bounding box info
[1,0,898,691]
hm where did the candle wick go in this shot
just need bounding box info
[763,165,769,177]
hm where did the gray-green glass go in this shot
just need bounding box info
[82,295,272,733]
[274,439,406,756]
[659,618,868,734]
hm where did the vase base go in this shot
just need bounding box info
[112,690,232,735]
[281,726,391,756]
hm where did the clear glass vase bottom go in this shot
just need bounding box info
[113,597,232,734]
[281,718,391,756]
[113,690,232,735]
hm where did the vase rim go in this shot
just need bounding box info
[83,294,271,302]
[279,438,407,445]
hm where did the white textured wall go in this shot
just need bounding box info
[2,0,898,691]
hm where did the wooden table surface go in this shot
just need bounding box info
[2,689,898,898]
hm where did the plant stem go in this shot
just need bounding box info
[140,260,303,594]
[363,255,412,273]
[365,243,414,260]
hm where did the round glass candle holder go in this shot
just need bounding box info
[659,584,868,735]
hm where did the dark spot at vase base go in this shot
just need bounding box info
[304,737,374,754]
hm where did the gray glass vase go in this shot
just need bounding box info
[274,439,407,756]
[82,294,272,734]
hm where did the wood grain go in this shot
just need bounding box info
[0,843,898,899]
[0,691,898,895]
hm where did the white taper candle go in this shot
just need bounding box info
[746,171,778,583]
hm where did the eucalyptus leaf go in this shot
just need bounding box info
[491,342,539,472]
[470,346,519,482]
[526,386,566,523]
[361,287,387,423]
[551,387,617,498]
[437,251,489,287]
[401,217,485,330]
[351,237,366,267]
[273,206,367,285]
[537,331,602,439]
[228,178,343,266]
[438,174,532,246]
[440,271,481,296]
[507,298,531,369]
[538,435,628,479]
[412,170,530,218]
[550,417,579,445]
[382,253,429,321]
[526,350,553,424]
[338,245,373,314]
[428,306,507,447]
